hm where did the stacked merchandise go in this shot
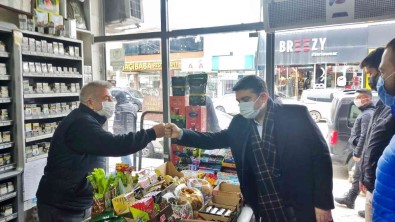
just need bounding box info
[170,74,210,171]
[90,162,243,222]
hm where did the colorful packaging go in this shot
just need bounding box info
[186,106,207,132]
[170,96,189,117]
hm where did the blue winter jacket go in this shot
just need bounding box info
[373,136,395,221]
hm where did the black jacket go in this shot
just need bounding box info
[360,101,395,192]
[176,102,334,222]
[348,103,375,158]
[36,104,157,210]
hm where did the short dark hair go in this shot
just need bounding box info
[232,75,267,95]
[356,88,372,97]
[386,38,395,66]
[360,47,384,69]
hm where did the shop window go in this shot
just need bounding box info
[347,104,361,127]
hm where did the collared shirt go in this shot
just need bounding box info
[254,120,263,138]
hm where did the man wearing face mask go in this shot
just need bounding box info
[36,81,165,221]
[165,75,334,222]
[356,47,395,221]
[373,38,395,221]
[335,89,374,210]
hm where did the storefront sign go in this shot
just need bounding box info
[123,61,181,72]
[273,27,368,65]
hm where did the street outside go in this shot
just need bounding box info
[317,122,365,222]
[109,116,365,221]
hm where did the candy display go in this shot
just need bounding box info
[90,162,242,222]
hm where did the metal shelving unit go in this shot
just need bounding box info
[0,27,23,221]
[12,30,84,215]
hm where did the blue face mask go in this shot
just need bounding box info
[377,75,395,116]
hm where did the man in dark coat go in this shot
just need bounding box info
[165,75,334,222]
[36,81,165,221]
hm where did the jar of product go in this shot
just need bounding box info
[3,153,11,165]
[187,178,213,203]
[178,187,204,211]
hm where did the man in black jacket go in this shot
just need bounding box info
[358,48,395,221]
[335,89,374,210]
[165,76,334,222]
[36,81,165,221]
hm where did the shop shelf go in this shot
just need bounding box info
[25,113,69,120]
[0,98,10,104]
[0,192,16,203]
[26,133,53,143]
[2,213,17,222]
[26,153,48,163]
[0,52,9,58]
[0,75,10,80]
[23,73,82,78]
[24,93,79,99]
[0,169,20,181]
[0,121,12,127]
[22,51,82,61]
[21,30,82,44]
[0,143,13,150]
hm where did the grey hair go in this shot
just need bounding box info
[80,81,113,104]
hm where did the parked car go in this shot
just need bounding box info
[300,88,342,122]
[328,90,378,169]
[111,87,143,111]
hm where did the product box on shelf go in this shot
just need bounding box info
[56,103,62,113]
[50,104,56,114]
[41,63,48,73]
[41,40,48,53]
[24,105,32,116]
[23,80,30,93]
[2,131,11,143]
[53,42,59,54]
[61,103,68,113]
[32,123,40,136]
[29,38,36,52]
[32,144,39,156]
[170,96,189,117]
[60,83,68,93]
[59,43,65,55]
[74,46,80,57]
[22,37,29,51]
[42,104,49,115]
[171,115,186,129]
[0,64,6,75]
[170,144,185,165]
[25,123,32,137]
[43,83,50,93]
[31,105,41,116]
[171,76,189,96]
[34,83,43,94]
[47,43,53,54]
[43,123,52,134]
[35,40,42,53]
[23,62,29,73]
[1,87,9,98]
[29,62,35,73]
[48,64,54,73]
[35,62,42,73]
[0,109,8,121]
[53,83,60,93]
[68,46,74,57]
[186,106,207,132]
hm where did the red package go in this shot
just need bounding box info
[131,197,155,213]
[186,106,207,132]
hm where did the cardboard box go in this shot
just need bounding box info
[170,144,185,165]
[212,182,242,198]
[198,203,237,222]
[186,106,207,132]
[170,96,189,117]
[212,195,242,209]
[155,162,184,178]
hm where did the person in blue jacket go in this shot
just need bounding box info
[373,38,395,221]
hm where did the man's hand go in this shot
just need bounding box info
[152,123,165,138]
[359,181,367,194]
[315,208,332,222]
[164,123,181,139]
[353,156,361,162]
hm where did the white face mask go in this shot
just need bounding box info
[354,99,364,108]
[239,95,263,119]
[97,101,116,118]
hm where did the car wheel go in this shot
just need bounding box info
[216,106,226,113]
[310,110,321,123]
